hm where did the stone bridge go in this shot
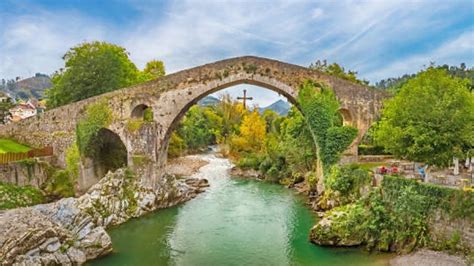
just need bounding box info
[0,56,389,192]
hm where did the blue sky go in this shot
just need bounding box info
[0,0,473,106]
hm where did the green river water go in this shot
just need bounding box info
[90,153,392,266]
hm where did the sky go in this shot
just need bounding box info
[0,0,473,106]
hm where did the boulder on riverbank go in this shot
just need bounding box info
[166,156,209,177]
[309,203,366,247]
[229,166,262,179]
[0,168,207,265]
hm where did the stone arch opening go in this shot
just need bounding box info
[338,108,353,126]
[87,128,128,179]
[131,104,154,121]
[160,80,299,165]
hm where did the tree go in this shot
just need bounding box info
[215,94,247,142]
[174,105,223,152]
[261,109,279,133]
[0,97,13,124]
[309,60,369,85]
[230,110,267,153]
[46,41,142,108]
[375,67,474,166]
[141,60,165,81]
[376,63,474,94]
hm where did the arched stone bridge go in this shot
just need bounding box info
[0,56,389,191]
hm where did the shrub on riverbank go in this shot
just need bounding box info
[0,182,45,210]
[311,175,474,254]
[317,165,372,209]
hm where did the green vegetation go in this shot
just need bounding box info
[313,175,473,254]
[0,182,44,209]
[309,60,369,85]
[143,107,154,122]
[46,41,165,108]
[317,165,372,209]
[43,169,76,198]
[376,63,474,94]
[375,67,474,167]
[169,81,356,188]
[76,100,113,157]
[126,118,144,133]
[168,93,315,184]
[298,81,358,184]
[0,139,31,153]
[169,102,231,157]
[141,60,166,81]
[0,97,14,125]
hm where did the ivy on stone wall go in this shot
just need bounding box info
[297,80,358,177]
[65,142,80,180]
[76,100,113,157]
[143,107,154,122]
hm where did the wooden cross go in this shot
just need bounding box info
[237,89,253,109]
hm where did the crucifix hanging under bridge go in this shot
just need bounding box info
[237,89,253,109]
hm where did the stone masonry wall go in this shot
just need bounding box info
[0,157,56,189]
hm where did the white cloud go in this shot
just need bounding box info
[0,0,472,91]
[0,11,107,79]
[311,8,324,19]
[365,30,474,81]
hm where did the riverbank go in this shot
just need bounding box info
[390,249,468,266]
[91,152,396,265]
[0,167,209,264]
[229,161,473,265]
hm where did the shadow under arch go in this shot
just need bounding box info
[80,128,128,189]
[338,108,354,127]
[131,104,153,119]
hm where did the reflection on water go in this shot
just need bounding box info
[90,154,392,266]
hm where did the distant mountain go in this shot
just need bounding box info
[1,74,52,100]
[198,95,220,106]
[259,99,290,115]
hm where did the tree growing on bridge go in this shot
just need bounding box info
[297,80,358,189]
[309,60,369,86]
[46,41,165,108]
[375,67,474,166]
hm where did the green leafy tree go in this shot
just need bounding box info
[47,41,142,108]
[375,67,474,166]
[174,105,223,152]
[140,60,166,81]
[309,60,369,85]
[0,97,13,124]
[376,63,474,94]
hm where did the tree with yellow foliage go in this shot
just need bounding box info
[230,110,267,153]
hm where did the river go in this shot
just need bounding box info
[89,153,392,266]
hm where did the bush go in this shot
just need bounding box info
[44,170,75,199]
[0,182,45,209]
[363,176,473,252]
[143,107,154,122]
[236,153,264,170]
[76,100,113,156]
[325,165,371,195]
[358,145,389,155]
